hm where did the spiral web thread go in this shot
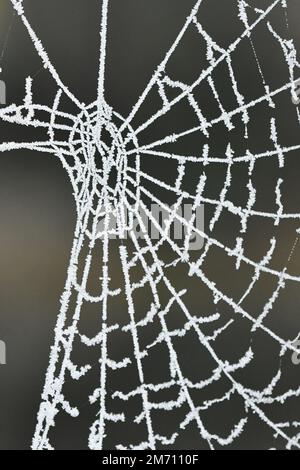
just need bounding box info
[1,0,300,450]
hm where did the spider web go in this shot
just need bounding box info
[1,0,300,450]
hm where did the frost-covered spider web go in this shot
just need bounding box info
[1,0,300,450]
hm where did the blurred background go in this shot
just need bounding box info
[0,0,300,450]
